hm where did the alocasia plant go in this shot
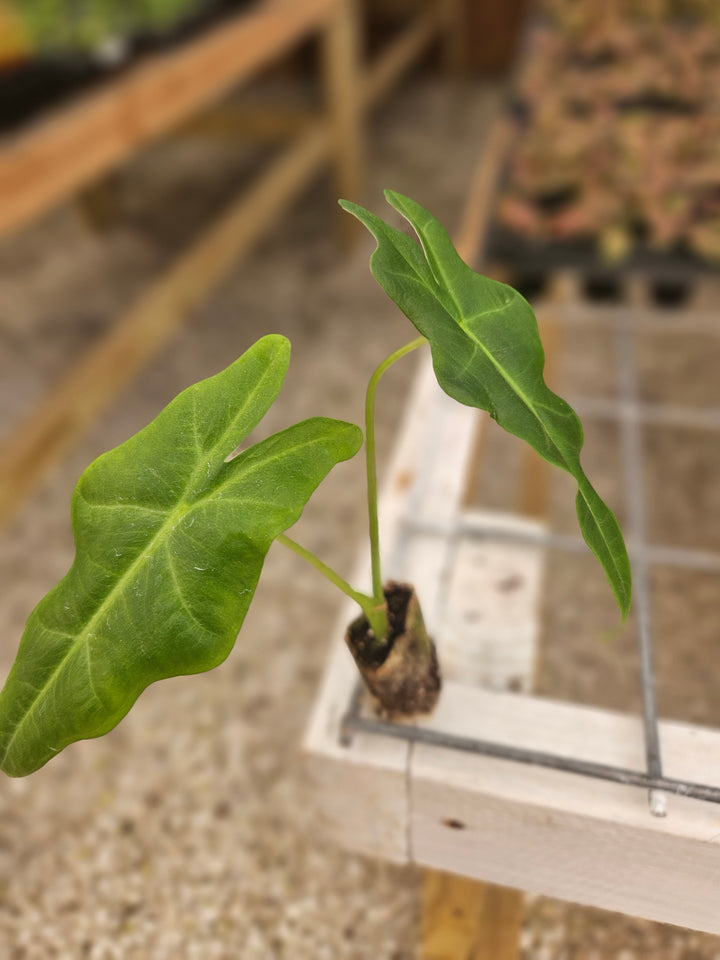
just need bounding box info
[0,192,631,777]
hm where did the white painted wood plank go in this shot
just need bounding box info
[410,684,720,934]
[436,510,545,690]
[384,360,482,637]
[303,604,409,862]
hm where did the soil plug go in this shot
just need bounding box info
[346,582,440,717]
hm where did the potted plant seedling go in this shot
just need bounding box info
[0,192,631,778]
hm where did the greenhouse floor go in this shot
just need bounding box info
[1,77,720,959]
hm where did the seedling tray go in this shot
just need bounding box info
[486,222,720,283]
[489,17,720,281]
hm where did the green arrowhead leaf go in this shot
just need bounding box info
[0,335,362,776]
[341,191,631,619]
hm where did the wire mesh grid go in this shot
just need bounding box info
[341,289,720,816]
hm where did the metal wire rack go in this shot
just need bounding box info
[341,292,720,816]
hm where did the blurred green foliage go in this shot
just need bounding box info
[12,0,210,55]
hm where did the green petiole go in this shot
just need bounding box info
[278,335,427,643]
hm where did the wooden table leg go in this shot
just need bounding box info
[421,870,523,960]
[322,0,364,246]
[76,173,124,233]
[0,125,329,526]
[471,883,524,960]
[437,0,466,75]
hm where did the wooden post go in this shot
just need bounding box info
[0,125,329,525]
[437,0,466,75]
[0,0,455,528]
[322,0,364,246]
[76,173,124,233]
[421,871,523,960]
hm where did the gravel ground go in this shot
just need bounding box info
[2,76,720,958]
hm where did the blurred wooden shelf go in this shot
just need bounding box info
[0,0,339,238]
[0,0,464,525]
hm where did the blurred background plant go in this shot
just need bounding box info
[496,0,720,264]
[1,0,215,60]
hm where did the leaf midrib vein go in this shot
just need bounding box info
[0,360,281,766]
[393,226,623,585]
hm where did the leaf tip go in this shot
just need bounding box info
[618,585,632,622]
[383,188,406,208]
[383,189,424,221]
[345,422,364,458]
[262,331,291,358]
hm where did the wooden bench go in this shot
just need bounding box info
[0,0,463,525]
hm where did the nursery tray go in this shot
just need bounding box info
[486,223,720,284]
[488,17,720,282]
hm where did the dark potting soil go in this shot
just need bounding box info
[346,583,441,717]
[346,582,412,670]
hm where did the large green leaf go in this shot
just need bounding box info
[0,335,362,776]
[342,191,631,618]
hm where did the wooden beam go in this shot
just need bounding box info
[437,0,466,75]
[0,0,452,526]
[411,682,720,936]
[421,870,492,960]
[471,883,524,960]
[322,0,365,245]
[174,103,319,142]
[359,4,441,110]
[0,0,336,239]
[0,123,329,524]
[452,115,515,268]
[422,870,523,960]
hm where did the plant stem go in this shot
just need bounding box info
[276,533,385,635]
[278,335,426,643]
[365,335,427,634]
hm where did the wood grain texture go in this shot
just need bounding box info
[322,0,364,247]
[0,0,336,238]
[0,125,329,524]
[411,683,720,935]
[421,869,490,960]
[0,0,451,527]
[438,511,544,691]
[421,870,523,960]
